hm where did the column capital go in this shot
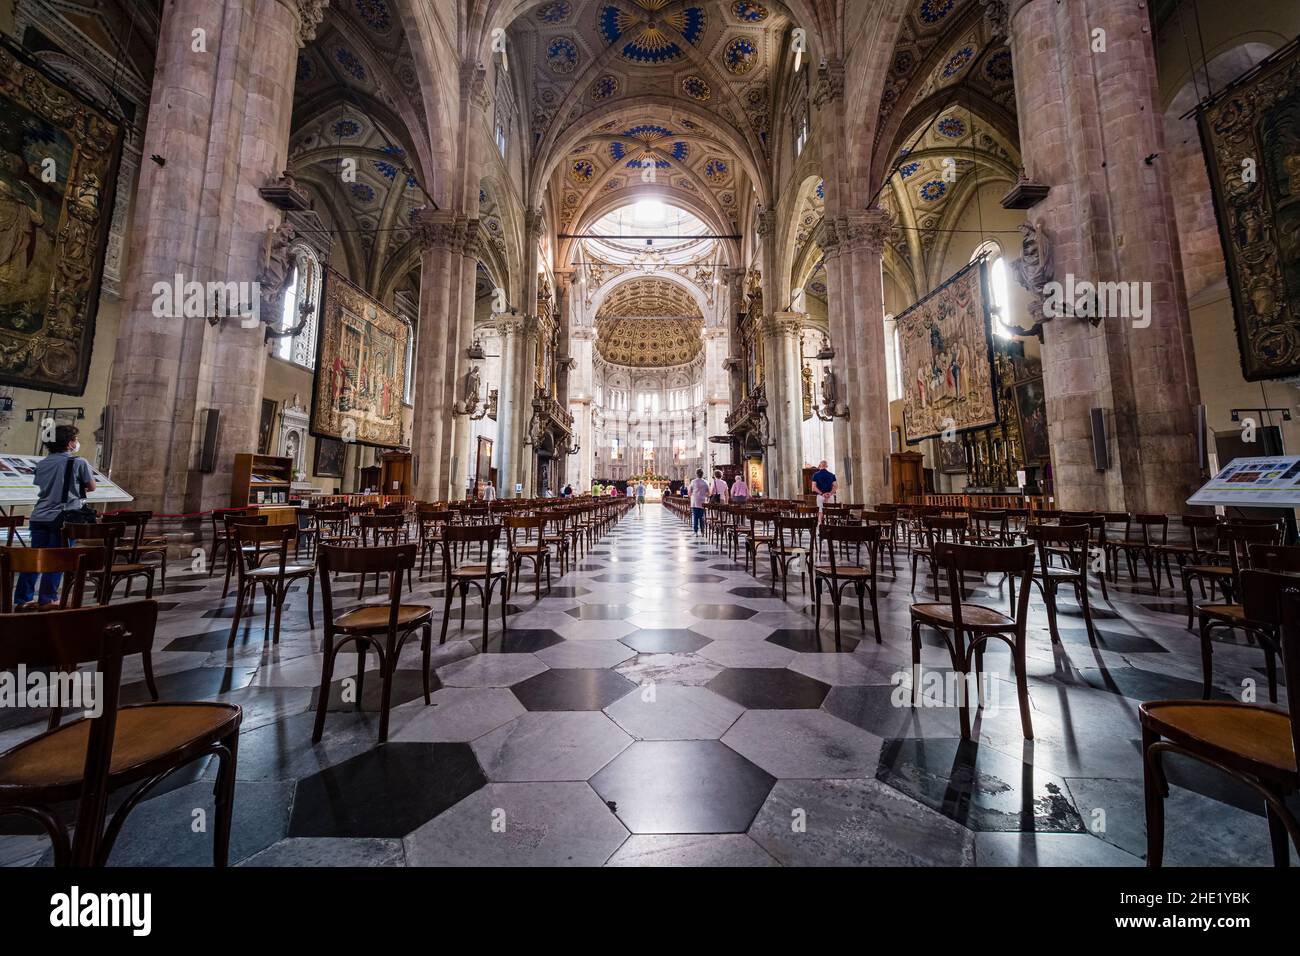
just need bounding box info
[461,218,482,256]
[813,59,845,108]
[496,316,525,336]
[412,207,464,252]
[771,311,806,338]
[980,0,1011,40]
[524,207,546,236]
[461,62,490,111]
[281,0,329,47]
[841,207,892,256]
[755,209,777,238]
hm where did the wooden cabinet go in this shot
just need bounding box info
[232,454,292,508]
[890,451,924,504]
[380,451,412,496]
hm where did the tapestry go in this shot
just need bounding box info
[0,45,122,394]
[311,270,410,448]
[1198,42,1300,380]
[897,258,998,443]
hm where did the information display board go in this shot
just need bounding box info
[0,455,134,507]
[1187,456,1300,507]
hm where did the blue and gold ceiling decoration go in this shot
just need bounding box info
[609,125,689,169]
[598,1,707,65]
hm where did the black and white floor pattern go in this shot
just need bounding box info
[1,503,1294,867]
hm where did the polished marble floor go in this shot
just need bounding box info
[2,504,1295,867]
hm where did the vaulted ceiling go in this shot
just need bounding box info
[595,276,705,367]
[509,0,799,263]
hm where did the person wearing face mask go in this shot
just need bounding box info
[14,424,97,609]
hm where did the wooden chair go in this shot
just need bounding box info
[0,601,241,866]
[1141,570,1300,867]
[910,515,968,593]
[813,523,883,651]
[1,546,107,614]
[314,507,353,547]
[357,515,411,598]
[504,515,551,600]
[769,515,818,601]
[910,542,1036,740]
[859,509,898,572]
[415,507,452,578]
[227,524,315,646]
[741,509,778,577]
[967,509,1012,546]
[1154,514,1219,593]
[219,513,270,598]
[294,505,318,561]
[2,515,26,547]
[96,513,160,599]
[438,524,509,646]
[312,544,433,744]
[1027,523,1098,642]
[106,511,168,595]
[1192,541,1300,704]
[541,511,572,577]
[1115,513,1169,593]
[207,507,248,580]
[1182,521,1283,630]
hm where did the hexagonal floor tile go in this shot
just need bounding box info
[698,639,796,669]
[390,687,526,743]
[590,740,775,833]
[478,629,566,653]
[404,782,629,866]
[766,628,862,653]
[437,653,548,687]
[604,833,779,867]
[288,743,486,838]
[512,668,637,711]
[535,639,637,669]
[877,737,1086,832]
[689,603,756,620]
[721,709,884,778]
[614,652,725,687]
[472,711,632,781]
[620,628,712,654]
[565,604,635,620]
[707,668,831,709]
[604,683,744,740]
[749,778,976,866]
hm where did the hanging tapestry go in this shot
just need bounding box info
[1198,41,1300,380]
[311,270,410,448]
[0,45,122,394]
[897,258,998,444]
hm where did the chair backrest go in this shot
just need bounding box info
[1132,513,1169,544]
[316,544,416,628]
[0,546,108,612]
[233,523,295,575]
[935,542,1035,627]
[818,523,882,575]
[505,514,545,546]
[1026,522,1091,573]
[1246,544,1300,574]
[774,515,817,551]
[1240,570,1300,759]
[0,599,159,865]
[922,515,968,545]
[101,512,148,557]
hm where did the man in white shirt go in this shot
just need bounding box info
[687,468,710,535]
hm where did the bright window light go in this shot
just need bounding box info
[633,199,664,225]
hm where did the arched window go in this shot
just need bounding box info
[888,317,903,403]
[276,244,322,369]
[971,240,1010,339]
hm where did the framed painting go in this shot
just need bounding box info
[311,269,411,448]
[1015,377,1050,462]
[897,258,998,443]
[0,43,123,394]
[937,438,968,474]
[1197,42,1300,380]
[257,399,277,455]
[313,436,345,478]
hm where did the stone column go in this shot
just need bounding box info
[444,219,480,500]
[410,209,463,501]
[820,221,856,496]
[767,312,806,496]
[108,0,319,513]
[494,317,523,498]
[1008,0,1201,512]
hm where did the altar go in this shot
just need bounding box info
[629,476,668,500]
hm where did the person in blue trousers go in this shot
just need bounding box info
[14,425,97,609]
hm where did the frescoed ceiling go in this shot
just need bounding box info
[594,276,705,367]
[513,0,793,251]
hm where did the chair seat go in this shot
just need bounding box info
[815,564,870,577]
[0,702,240,795]
[1197,602,1246,624]
[910,602,1015,629]
[451,564,507,578]
[111,562,153,575]
[1185,564,1230,577]
[1140,701,1297,780]
[247,564,314,578]
[334,604,433,631]
[1040,566,1084,579]
[512,545,546,555]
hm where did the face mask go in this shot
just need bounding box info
[70,441,81,454]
